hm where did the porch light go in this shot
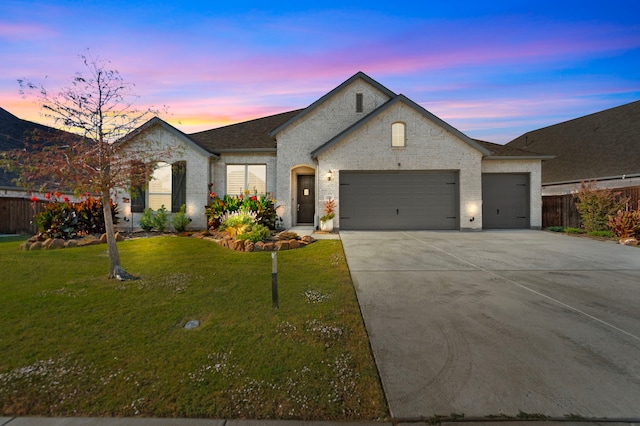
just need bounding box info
[326,170,333,181]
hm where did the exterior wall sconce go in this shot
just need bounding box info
[326,170,333,181]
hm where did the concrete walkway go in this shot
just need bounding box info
[341,230,640,420]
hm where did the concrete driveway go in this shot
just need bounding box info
[340,230,640,420]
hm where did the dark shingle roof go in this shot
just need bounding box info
[0,107,72,187]
[506,100,640,184]
[189,109,303,152]
[473,139,551,158]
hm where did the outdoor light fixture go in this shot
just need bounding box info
[326,170,333,181]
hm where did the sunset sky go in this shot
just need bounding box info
[1,0,639,143]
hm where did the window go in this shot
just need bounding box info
[226,164,266,195]
[356,93,363,113]
[145,161,187,213]
[392,122,406,147]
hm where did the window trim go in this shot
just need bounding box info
[391,122,406,147]
[356,93,363,113]
[226,164,267,195]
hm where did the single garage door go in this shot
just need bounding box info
[482,173,530,229]
[339,171,459,230]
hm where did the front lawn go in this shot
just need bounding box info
[0,236,387,420]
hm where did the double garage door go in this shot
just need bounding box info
[339,171,459,230]
[338,171,530,230]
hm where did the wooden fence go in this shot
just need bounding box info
[542,185,640,229]
[0,197,47,234]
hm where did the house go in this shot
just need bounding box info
[506,100,640,196]
[117,72,550,231]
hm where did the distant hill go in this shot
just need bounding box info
[0,107,70,187]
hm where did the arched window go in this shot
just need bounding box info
[392,122,406,147]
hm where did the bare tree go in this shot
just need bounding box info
[8,53,170,279]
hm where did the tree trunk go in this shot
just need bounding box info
[101,189,133,280]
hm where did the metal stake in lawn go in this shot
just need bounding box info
[271,252,279,309]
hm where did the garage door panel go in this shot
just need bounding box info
[482,174,529,229]
[340,171,458,230]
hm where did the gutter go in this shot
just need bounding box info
[544,173,640,187]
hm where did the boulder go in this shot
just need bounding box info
[263,242,275,251]
[43,238,54,249]
[115,232,125,242]
[66,239,79,248]
[244,241,255,252]
[20,241,31,251]
[288,239,301,249]
[49,238,66,249]
[99,233,108,244]
[301,235,315,244]
[231,239,245,251]
[253,241,264,252]
[29,241,43,251]
[620,237,639,246]
[77,235,99,246]
[275,240,290,251]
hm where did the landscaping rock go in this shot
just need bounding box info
[66,239,79,248]
[43,238,54,249]
[78,235,99,246]
[49,238,66,249]
[289,239,301,249]
[115,232,124,242]
[275,240,290,251]
[254,241,264,251]
[20,241,31,251]
[263,242,275,251]
[231,239,245,251]
[99,233,108,244]
[29,241,43,251]
[620,237,639,246]
[301,235,315,244]
[244,241,255,252]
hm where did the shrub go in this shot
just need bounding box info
[237,223,272,243]
[565,227,585,234]
[34,194,118,239]
[171,204,190,232]
[574,181,628,232]
[219,208,257,237]
[153,205,168,232]
[588,230,616,238]
[139,208,155,232]
[206,192,277,230]
[545,226,565,232]
[607,207,640,238]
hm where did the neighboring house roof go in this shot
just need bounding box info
[311,94,493,159]
[0,107,73,188]
[474,139,554,160]
[189,109,302,153]
[118,116,217,159]
[506,100,640,184]
[269,71,397,138]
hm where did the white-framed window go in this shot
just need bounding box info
[226,164,266,195]
[392,122,406,147]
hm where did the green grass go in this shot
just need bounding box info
[0,236,387,420]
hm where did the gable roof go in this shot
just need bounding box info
[506,100,640,184]
[269,71,397,138]
[311,94,492,158]
[118,116,216,158]
[189,109,301,153]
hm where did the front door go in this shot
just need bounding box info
[297,175,315,224]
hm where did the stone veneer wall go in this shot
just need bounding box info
[115,125,212,231]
